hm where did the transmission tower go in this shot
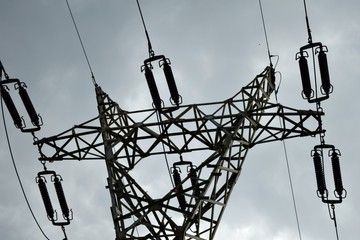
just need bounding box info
[34,66,324,239]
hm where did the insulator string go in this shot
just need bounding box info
[65,0,97,86]
[1,94,50,239]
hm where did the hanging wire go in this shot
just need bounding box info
[136,0,155,57]
[302,0,313,43]
[155,112,175,188]
[1,95,50,240]
[65,0,97,86]
[258,2,302,237]
[281,132,303,240]
[258,0,273,66]
[61,225,69,240]
[328,203,340,240]
[274,92,303,240]
[135,0,174,187]
[301,0,320,103]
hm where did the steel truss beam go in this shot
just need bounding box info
[34,66,324,239]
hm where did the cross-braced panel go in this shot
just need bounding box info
[34,66,323,239]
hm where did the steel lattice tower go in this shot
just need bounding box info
[34,66,323,239]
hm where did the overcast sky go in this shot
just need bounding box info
[0,0,359,239]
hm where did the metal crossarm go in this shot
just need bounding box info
[34,66,324,239]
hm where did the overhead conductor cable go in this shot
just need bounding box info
[258,1,302,239]
[136,0,154,57]
[65,0,97,86]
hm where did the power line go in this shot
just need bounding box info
[1,96,50,240]
[258,0,272,66]
[302,0,313,43]
[65,0,97,86]
[257,1,303,237]
[274,91,303,240]
[281,136,303,240]
[136,0,155,57]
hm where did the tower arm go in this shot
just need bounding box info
[34,102,323,164]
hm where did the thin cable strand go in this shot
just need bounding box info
[136,0,154,57]
[282,137,303,240]
[302,0,313,43]
[156,112,175,188]
[328,203,340,240]
[275,92,303,240]
[258,0,272,66]
[1,97,50,240]
[65,0,97,86]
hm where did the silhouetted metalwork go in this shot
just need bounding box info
[296,42,333,103]
[172,167,187,211]
[0,70,42,132]
[37,176,55,220]
[0,84,23,128]
[143,62,162,110]
[313,151,326,196]
[160,58,181,106]
[54,176,71,220]
[33,66,327,239]
[298,2,344,238]
[311,144,346,204]
[331,151,344,198]
[317,47,331,95]
[36,170,73,226]
[142,55,181,111]
[297,51,312,100]
[17,82,41,126]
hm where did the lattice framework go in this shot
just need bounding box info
[35,66,323,239]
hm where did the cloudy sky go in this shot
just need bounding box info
[1,0,359,239]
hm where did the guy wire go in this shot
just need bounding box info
[1,96,50,240]
[65,0,97,86]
